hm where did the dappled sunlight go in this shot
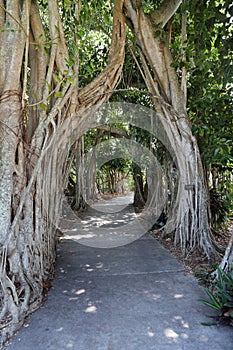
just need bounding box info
[173,294,184,299]
[147,327,155,337]
[81,217,114,227]
[143,290,161,300]
[75,289,86,295]
[85,305,97,313]
[163,326,190,343]
[55,327,64,332]
[160,315,191,343]
[41,237,229,350]
[62,233,97,241]
[66,340,74,348]
[69,296,79,301]
[164,328,179,341]
[154,280,166,284]
[172,315,189,329]
[199,335,209,342]
[152,293,161,300]
[141,291,193,344]
[79,210,136,229]
[57,261,107,276]
[59,195,149,247]
[181,333,189,339]
[52,198,231,349]
[85,302,97,313]
[96,262,104,269]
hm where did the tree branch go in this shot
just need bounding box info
[48,0,69,72]
[151,0,182,27]
[78,0,126,109]
[124,0,185,114]
[0,3,28,36]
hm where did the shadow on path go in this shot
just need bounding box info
[7,195,233,350]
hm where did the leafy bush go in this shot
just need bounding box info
[199,267,233,326]
[209,189,230,229]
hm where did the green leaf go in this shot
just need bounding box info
[6,22,10,29]
[67,76,74,84]
[199,129,204,137]
[39,34,44,43]
[40,102,47,111]
[205,289,222,308]
[66,59,74,67]
[46,82,51,90]
[217,267,224,288]
[64,0,71,11]
[55,91,63,98]
[55,75,61,83]
[198,299,221,311]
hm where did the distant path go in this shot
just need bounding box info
[60,192,148,248]
[7,194,233,350]
[90,192,134,213]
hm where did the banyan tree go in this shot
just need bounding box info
[0,0,232,344]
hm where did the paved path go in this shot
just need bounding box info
[7,195,233,350]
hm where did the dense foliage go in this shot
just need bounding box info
[75,0,233,225]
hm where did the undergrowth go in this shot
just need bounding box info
[198,267,233,326]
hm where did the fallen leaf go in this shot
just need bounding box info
[223,308,233,317]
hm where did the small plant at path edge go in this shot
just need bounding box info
[199,267,233,326]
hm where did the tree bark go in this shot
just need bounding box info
[124,0,215,258]
[0,0,126,344]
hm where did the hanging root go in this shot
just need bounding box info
[212,233,233,278]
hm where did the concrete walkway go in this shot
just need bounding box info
[7,195,233,350]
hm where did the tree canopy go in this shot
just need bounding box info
[0,0,232,344]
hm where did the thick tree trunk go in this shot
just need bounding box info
[0,1,31,337]
[217,234,233,273]
[74,137,86,210]
[124,0,215,258]
[133,164,146,210]
[0,0,126,344]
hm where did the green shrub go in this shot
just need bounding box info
[209,189,230,229]
[199,267,233,326]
